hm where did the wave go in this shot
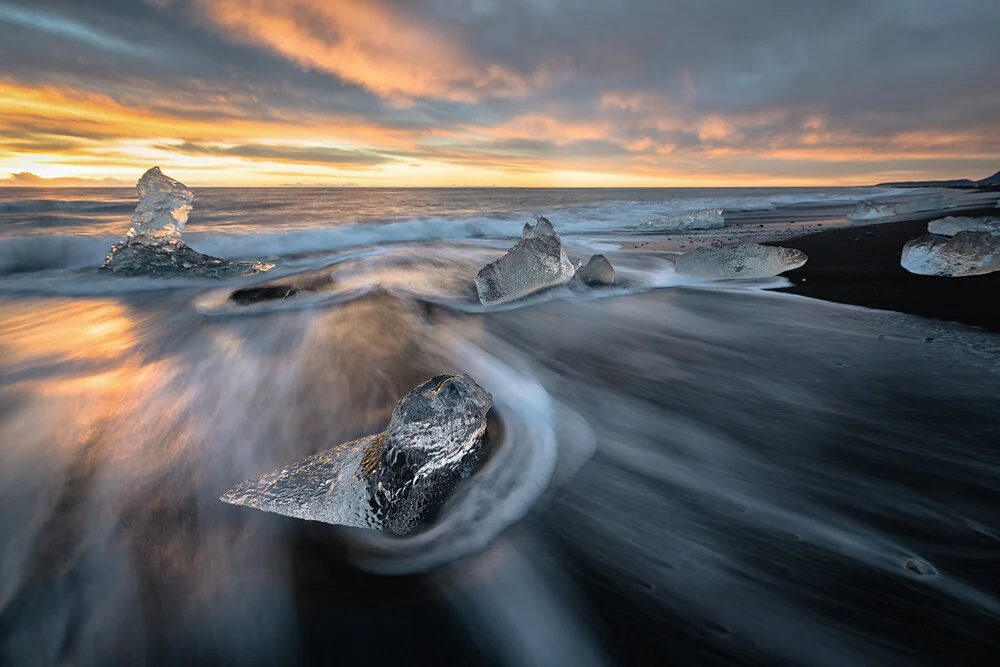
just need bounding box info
[0,235,111,275]
[348,336,596,574]
[0,186,943,277]
[0,199,132,215]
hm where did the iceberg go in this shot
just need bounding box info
[848,196,949,222]
[101,167,271,278]
[675,243,807,279]
[900,232,1000,277]
[522,215,559,239]
[475,218,575,305]
[639,208,725,231]
[927,216,1000,237]
[848,200,898,221]
[221,374,493,535]
[128,166,192,240]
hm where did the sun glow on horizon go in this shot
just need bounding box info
[1,1,998,188]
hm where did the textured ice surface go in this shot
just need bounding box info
[367,373,494,534]
[901,232,1000,277]
[221,374,493,535]
[848,197,948,222]
[101,238,271,279]
[927,216,1000,237]
[101,167,271,278]
[675,243,807,279]
[475,235,576,305]
[848,200,898,221]
[127,167,192,241]
[576,254,616,286]
[640,208,725,231]
[522,215,559,240]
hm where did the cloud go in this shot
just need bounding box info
[0,0,996,184]
[0,172,131,187]
[192,0,533,101]
[156,141,393,167]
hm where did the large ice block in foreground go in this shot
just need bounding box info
[901,232,1000,277]
[101,167,271,278]
[640,208,725,231]
[221,374,493,535]
[926,216,1000,237]
[475,219,575,305]
[675,243,807,279]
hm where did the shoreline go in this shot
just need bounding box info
[766,206,1000,332]
[614,202,1000,332]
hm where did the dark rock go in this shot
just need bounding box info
[229,284,299,305]
[227,272,335,304]
[576,254,616,286]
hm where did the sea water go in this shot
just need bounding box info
[1,186,998,667]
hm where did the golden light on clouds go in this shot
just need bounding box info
[197,0,531,102]
[0,0,997,186]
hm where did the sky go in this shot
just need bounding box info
[1,0,998,187]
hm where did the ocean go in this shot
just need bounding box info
[1,186,998,667]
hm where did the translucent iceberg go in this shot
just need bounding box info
[522,215,559,240]
[675,243,807,279]
[848,200,898,221]
[848,196,949,222]
[927,216,1000,237]
[221,374,494,535]
[640,208,725,231]
[901,232,1000,277]
[101,167,271,278]
[476,219,576,305]
[127,167,192,241]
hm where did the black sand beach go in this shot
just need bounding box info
[770,207,1000,332]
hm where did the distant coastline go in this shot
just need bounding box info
[876,169,1000,189]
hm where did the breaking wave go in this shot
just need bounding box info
[0,235,112,275]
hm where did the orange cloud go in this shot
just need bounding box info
[196,0,532,102]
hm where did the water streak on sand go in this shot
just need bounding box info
[1,186,998,667]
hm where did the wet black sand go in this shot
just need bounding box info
[770,207,1000,333]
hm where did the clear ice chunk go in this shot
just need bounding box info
[901,232,1000,277]
[476,219,576,305]
[101,167,271,278]
[220,374,494,535]
[675,243,807,279]
[127,167,192,241]
[640,208,725,231]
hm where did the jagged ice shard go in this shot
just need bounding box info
[128,166,193,240]
[221,374,494,535]
[476,217,575,305]
[101,167,271,278]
